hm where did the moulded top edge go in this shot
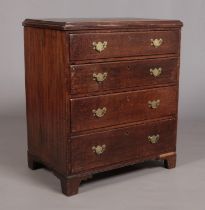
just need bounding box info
[22,18,183,31]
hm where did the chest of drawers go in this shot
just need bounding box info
[23,18,183,196]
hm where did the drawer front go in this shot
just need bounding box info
[71,118,176,173]
[70,31,180,61]
[71,86,177,132]
[71,57,178,94]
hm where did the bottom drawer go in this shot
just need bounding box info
[71,118,177,173]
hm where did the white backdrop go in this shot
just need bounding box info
[0,0,204,121]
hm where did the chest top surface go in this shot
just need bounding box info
[23,18,183,31]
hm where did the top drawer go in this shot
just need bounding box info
[69,30,180,61]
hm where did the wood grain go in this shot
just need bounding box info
[23,18,182,31]
[71,57,178,94]
[24,27,70,175]
[70,30,180,61]
[71,118,176,173]
[71,86,177,132]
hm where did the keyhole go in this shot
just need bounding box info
[125,131,129,136]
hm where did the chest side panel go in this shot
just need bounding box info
[24,27,70,175]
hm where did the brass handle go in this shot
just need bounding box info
[150,67,162,77]
[148,135,160,144]
[93,41,107,52]
[93,72,108,82]
[148,100,160,109]
[92,144,106,155]
[150,38,163,48]
[92,107,107,118]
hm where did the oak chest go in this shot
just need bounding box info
[23,18,183,196]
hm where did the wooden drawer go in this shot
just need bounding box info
[71,118,176,173]
[71,86,177,132]
[71,57,178,94]
[69,31,180,61]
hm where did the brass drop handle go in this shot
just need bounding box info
[93,72,108,82]
[92,107,107,118]
[148,100,160,109]
[150,38,163,48]
[92,144,106,155]
[150,67,162,77]
[148,135,160,144]
[93,41,107,52]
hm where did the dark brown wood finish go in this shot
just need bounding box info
[164,154,177,169]
[70,30,180,61]
[23,18,182,31]
[71,118,176,173]
[24,27,70,175]
[71,86,177,132]
[71,57,178,94]
[23,18,182,196]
